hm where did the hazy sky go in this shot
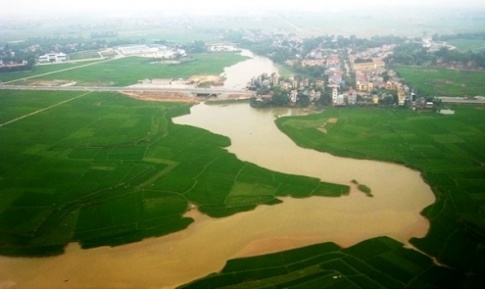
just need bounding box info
[4,0,485,16]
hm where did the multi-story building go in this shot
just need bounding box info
[38,53,67,63]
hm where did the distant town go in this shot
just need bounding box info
[1,27,485,110]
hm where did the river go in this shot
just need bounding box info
[0,51,435,289]
[222,49,279,90]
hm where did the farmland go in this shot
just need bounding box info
[184,106,485,288]
[448,39,485,52]
[394,65,485,96]
[182,236,467,289]
[3,53,248,86]
[0,90,348,255]
[68,50,102,60]
[271,106,485,286]
[0,60,103,83]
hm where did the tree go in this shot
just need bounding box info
[271,87,289,106]
[316,87,332,106]
[183,41,206,53]
[379,94,396,106]
[381,71,390,83]
[296,93,310,107]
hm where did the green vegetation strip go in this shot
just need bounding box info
[274,106,485,285]
[0,90,348,255]
[394,65,485,97]
[181,236,466,289]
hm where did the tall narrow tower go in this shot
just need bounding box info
[332,87,338,105]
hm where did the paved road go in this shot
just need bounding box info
[0,84,254,95]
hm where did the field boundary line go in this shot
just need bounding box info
[3,57,120,84]
[0,91,92,128]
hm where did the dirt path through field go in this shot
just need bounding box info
[4,57,120,84]
[0,92,92,128]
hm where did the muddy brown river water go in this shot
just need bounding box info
[0,102,435,289]
[0,52,435,289]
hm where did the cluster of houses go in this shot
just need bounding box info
[276,43,413,106]
[0,59,29,68]
[348,45,410,105]
[282,48,348,104]
[250,72,325,104]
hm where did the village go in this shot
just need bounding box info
[0,32,477,112]
[250,42,423,108]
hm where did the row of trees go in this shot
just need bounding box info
[0,44,35,72]
[387,41,485,69]
[225,30,406,66]
[300,35,405,57]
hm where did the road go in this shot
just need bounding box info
[0,84,254,95]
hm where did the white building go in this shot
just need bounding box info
[38,53,67,63]
[290,90,298,103]
[117,45,152,56]
[209,45,238,52]
[117,45,186,58]
[331,87,338,104]
[336,94,345,106]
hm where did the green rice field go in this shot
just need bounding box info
[0,90,348,255]
[447,39,485,52]
[394,66,485,97]
[2,53,248,86]
[0,60,103,83]
[68,50,102,60]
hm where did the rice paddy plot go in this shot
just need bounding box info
[394,65,485,96]
[68,50,102,60]
[447,39,485,52]
[0,60,103,83]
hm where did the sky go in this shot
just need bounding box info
[4,0,485,16]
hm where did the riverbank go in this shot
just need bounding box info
[275,105,485,281]
[0,98,434,289]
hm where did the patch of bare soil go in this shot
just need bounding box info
[317,118,338,134]
[80,81,115,86]
[121,91,201,104]
[188,75,224,86]
[24,79,74,86]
